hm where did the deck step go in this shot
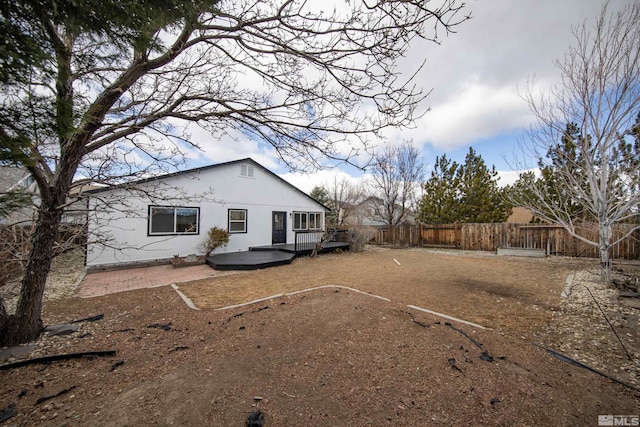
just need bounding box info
[206,251,295,270]
[497,247,546,257]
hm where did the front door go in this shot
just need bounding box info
[272,211,286,244]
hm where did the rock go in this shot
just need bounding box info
[0,344,36,362]
[0,405,17,422]
[44,324,79,337]
[619,291,640,298]
[246,410,265,427]
[480,350,494,362]
[620,298,640,309]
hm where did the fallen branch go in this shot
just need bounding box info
[70,314,104,323]
[225,306,270,323]
[402,311,430,328]
[109,360,125,372]
[448,357,462,372]
[168,346,189,353]
[36,386,77,404]
[147,322,172,331]
[0,350,117,371]
[445,322,483,349]
[534,344,640,393]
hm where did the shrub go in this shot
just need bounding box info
[346,226,376,252]
[199,227,230,257]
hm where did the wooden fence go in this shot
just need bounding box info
[370,222,640,260]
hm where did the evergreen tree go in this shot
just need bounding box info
[418,148,510,224]
[417,154,460,223]
[537,123,588,220]
[309,185,337,225]
[457,148,511,223]
[511,119,640,223]
[310,185,331,207]
[615,112,640,222]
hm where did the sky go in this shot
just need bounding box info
[182,0,628,194]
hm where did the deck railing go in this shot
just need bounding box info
[294,229,348,253]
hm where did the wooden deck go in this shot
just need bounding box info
[206,241,349,270]
[206,251,296,271]
[249,241,350,255]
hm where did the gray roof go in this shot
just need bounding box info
[0,166,28,192]
[88,158,331,211]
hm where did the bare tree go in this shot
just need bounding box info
[0,0,468,345]
[369,142,426,226]
[514,1,640,278]
[325,176,363,227]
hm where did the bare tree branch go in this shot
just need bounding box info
[513,1,640,278]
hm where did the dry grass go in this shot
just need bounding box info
[179,248,591,333]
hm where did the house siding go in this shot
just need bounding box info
[86,160,326,267]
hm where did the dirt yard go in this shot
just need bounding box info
[1,248,638,426]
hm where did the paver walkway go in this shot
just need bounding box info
[77,264,237,297]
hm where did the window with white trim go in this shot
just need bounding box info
[240,164,254,177]
[293,212,307,231]
[309,212,322,230]
[148,206,199,235]
[228,209,247,233]
[293,211,323,231]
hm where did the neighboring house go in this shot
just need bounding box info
[62,183,103,225]
[506,207,534,223]
[348,197,386,227]
[346,196,415,227]
[85,158,329,268]
[0,166,92,226]
[0,166,38,225]
[505,207,549,224]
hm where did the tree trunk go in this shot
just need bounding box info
[0,297,8,339]
[0,206,62,347]
[311,229,329,258]
[599,222,612,281]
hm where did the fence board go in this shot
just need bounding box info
[369,222,640,260]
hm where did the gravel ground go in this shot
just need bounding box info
[0,247,638,426]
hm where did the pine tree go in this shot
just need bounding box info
[417,154,460,223]
[309,185,337,225]
[418,149,510,224]
[458,148,511,223]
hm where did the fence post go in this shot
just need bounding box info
[454,222,459,249]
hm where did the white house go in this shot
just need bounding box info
[86,158,328,268]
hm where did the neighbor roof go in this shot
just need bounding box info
[0,166,29,193]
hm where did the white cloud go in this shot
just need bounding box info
[496,170,523,187]
[180,123,281,170]
[161,0,630,179]
[497,168,541,187]
[397,78,532,150]
[278,168,370,195]
[384,0,629,159]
